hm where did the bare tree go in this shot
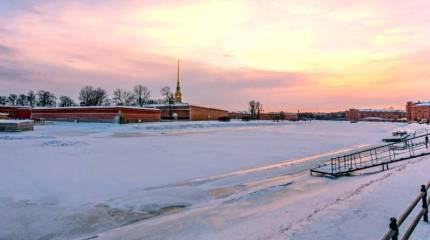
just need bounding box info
[248,100,263,119]
[133,84,151,107]
[168,93,175,104]
[112,89,134,106]
[37,90,56,107]
[112,89,124,106]
[59,96,76,107]
[16,94,28,106]
[7,94,17,105]
[256,101,263,119]
[248,100,257,119]
[147,98,164,104]
[27,90,36,107]
[102,98,112,106]
[0,96,7,105]
[79,86,93,106]
[160,86,173,104]
[123,91,134,106]
[79,86,108,106]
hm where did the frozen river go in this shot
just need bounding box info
[2,120,422,240]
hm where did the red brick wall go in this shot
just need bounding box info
[32,107,160,123]
[119,108,161,123]
[406,102,430,121]
[228,112,248,119]
[189,105,229,121]
[0,106,32,119]
[346,108,406,121]
[160,108,190,120]
[346,109,360,121]
[146,105,191,120]
[148,104,229,121]
[406,102,413,121]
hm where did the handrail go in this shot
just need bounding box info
[310,128,430,177]
[381,181,430,240]
[340,131,428,158]
[337,134,427,173]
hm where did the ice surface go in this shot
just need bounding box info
[2,120,429,239]
[0,119,33,123]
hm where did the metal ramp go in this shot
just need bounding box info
[310,132,430,177]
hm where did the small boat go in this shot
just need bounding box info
[383,131,409,143]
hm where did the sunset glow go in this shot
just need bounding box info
[1,0,430,111]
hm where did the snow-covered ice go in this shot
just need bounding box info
[1,120,430,239]
[0,119,33,123]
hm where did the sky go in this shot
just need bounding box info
[0,0,429,112]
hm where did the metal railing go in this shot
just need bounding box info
[311,129,430,177]
[329,134,429,173]
[412,128,430,137]
[381,181,430,240]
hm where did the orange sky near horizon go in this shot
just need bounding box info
[0,0,429,112]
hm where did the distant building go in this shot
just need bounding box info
[406,101,430,122]
[174,59,183,103]
[228,112,249,119]
[346,108,406,122]
[146,59,229,121]
[310,111,346,120]
[259,112,299,121]
[228,111,298,121]
[145,103,229,121]
[0,60,231,123]
[31,106,161,123]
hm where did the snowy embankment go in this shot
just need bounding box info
[0,120,421,239]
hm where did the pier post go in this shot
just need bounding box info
[421,185,429,222]
[374,149,378,164]
[331,158,334,174]
[388,147,392,161]
[359,152,362,165]
[389,217,399,240]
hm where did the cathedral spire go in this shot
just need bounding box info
[174,59,182,103]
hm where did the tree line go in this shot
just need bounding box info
[298,111,346,120]
[246,100,290,121]
[0,85,177,108]
[248,100,263,119]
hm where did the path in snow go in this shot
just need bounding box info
[95,154,430,240]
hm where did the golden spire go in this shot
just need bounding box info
[174,59,182,103]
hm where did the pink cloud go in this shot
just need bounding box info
[1,0,430,111]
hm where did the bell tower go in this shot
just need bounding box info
[174,59,182,103]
